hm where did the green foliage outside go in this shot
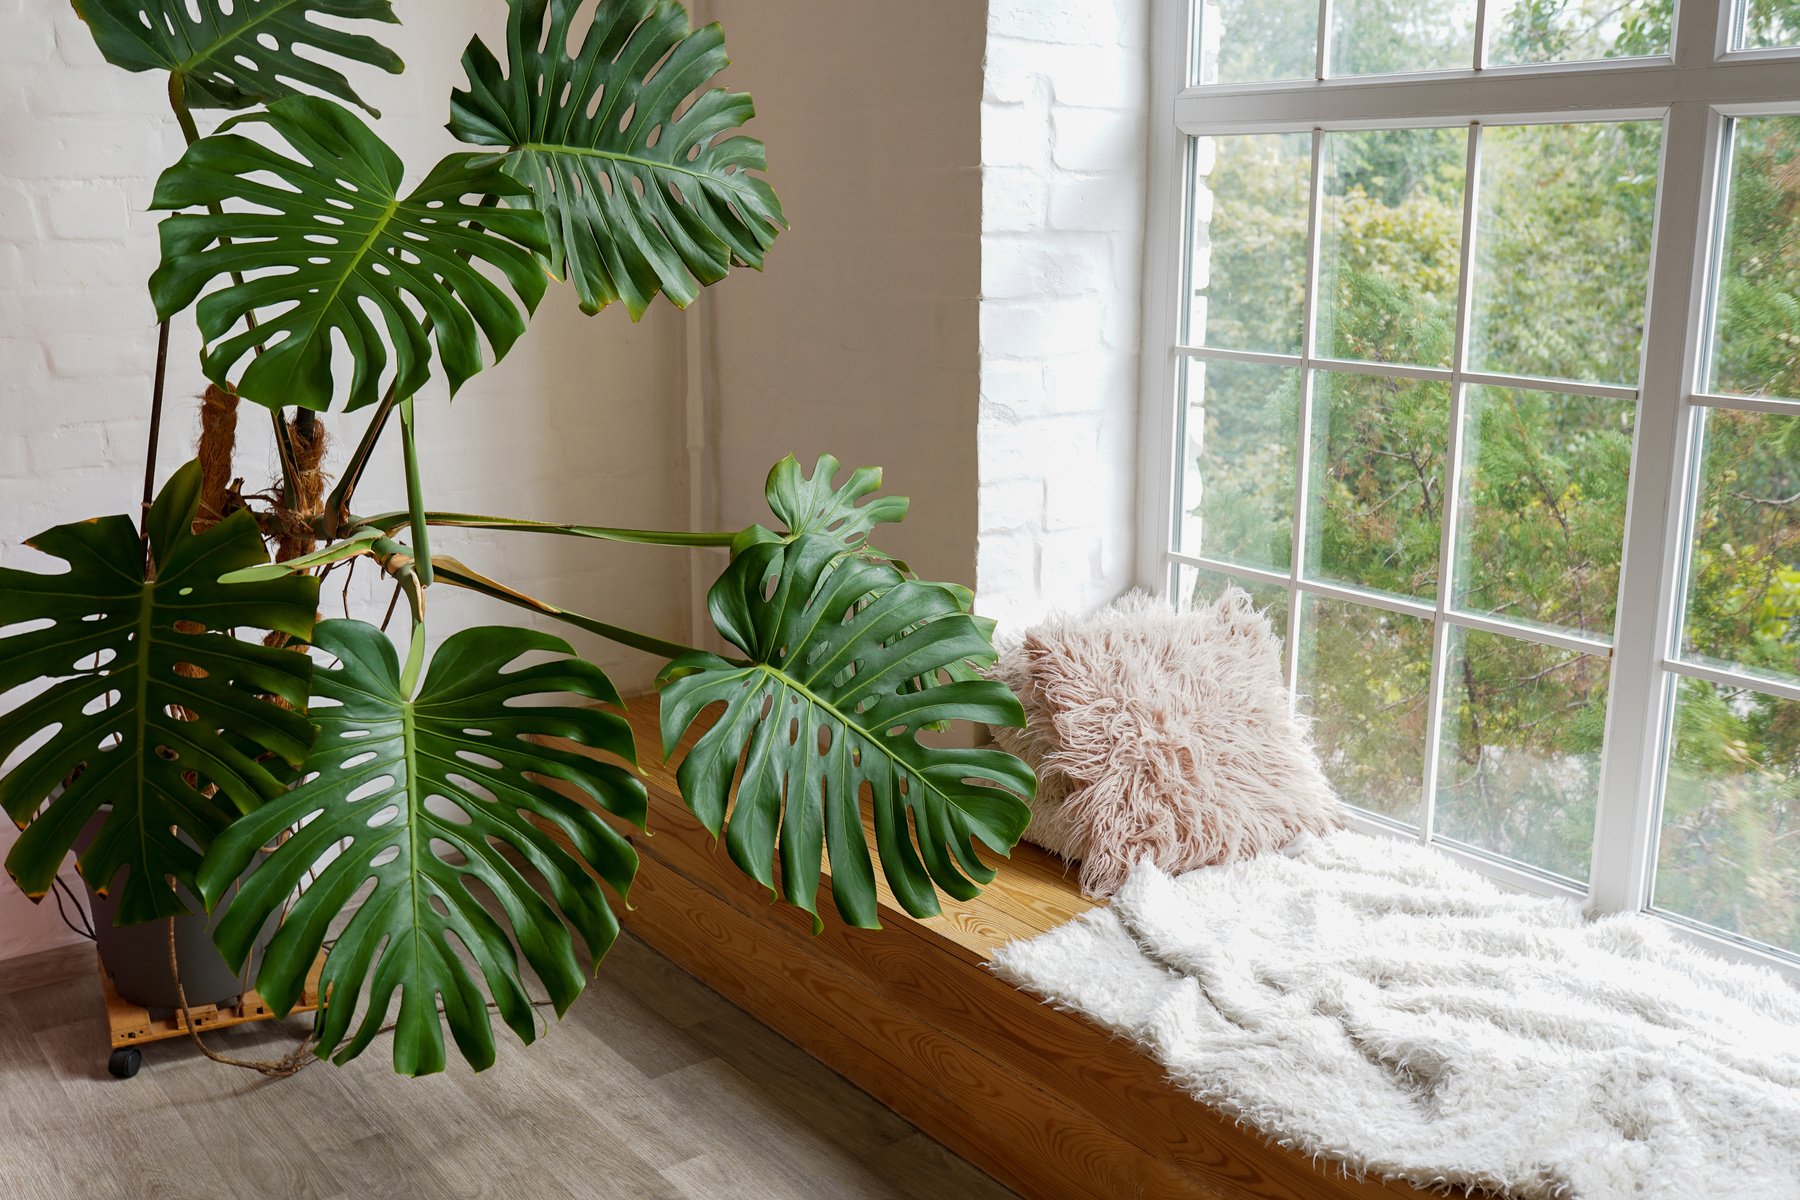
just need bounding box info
[1201,0,1678,82]
[1186,7,1800,948]
[1740,0,1800,47]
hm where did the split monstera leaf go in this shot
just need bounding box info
[450,0,785,317]
[661,536,1034,933]
[6,0,1035,1077]
[73,0,404,114]
[142,0,784,413]
[198,622,647,1075]
[150,97,552,413]
[0,463,319,924]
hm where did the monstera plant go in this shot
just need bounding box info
[2,0,1034,1076]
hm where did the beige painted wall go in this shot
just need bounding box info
[698,0,988,591]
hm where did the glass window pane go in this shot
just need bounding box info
[1316,127,1468,369]
[1176,563,1292,669]
[1296,595,1433,824]
[1736,0,1800,48]
[1654,678,1800,955]
[1452,385,1636,641]
[1468,121,1662,387]
[1305,370,1450,603]
[1679,408,1800,686]
[1187,133,1313,354]
[1485,0,1673,65]
[1433,628,1610,882]
[1707,116,1800,402]
[1198,0,1318,84]
[1176,358,1300,572]
[1330,0,1477,76]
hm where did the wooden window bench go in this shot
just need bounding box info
[571,699,1455,1200]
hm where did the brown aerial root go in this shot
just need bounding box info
[194,384,242,534]
[264,414,331,652]
[167,918,316,1080]
[272,413,329,565]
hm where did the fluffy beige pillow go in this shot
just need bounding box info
[990,589,1340,897]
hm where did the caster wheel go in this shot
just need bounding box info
[107,1048,142,1079]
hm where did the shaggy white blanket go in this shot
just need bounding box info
[990,832,1800,1199]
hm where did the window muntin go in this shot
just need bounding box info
[1173,117,1652,888]
[1644,112,1800,958]
[1152,0,1800,965]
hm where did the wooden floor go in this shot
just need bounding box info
[0,936,1017,1200]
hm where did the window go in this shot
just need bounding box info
[1141,0,1800,971]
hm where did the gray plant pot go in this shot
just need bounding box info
[84,880,251,1016]
[77,812,255,1016]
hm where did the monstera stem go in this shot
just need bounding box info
[398,620,428,696]
[398,398,433,588]
[356,511,740,548]
[135,71,202,559]
[431,558,705,662]
[322,390,399,538]
[140,319,172,566]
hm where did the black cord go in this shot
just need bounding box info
[51,874,96,942]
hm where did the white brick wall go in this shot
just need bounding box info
[0,0,692,962]
[978,0,1152,630]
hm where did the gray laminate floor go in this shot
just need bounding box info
[0,934,1017,1200]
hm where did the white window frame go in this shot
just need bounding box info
[1136,0,1800,975]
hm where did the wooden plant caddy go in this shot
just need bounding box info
[99,951,323,1079]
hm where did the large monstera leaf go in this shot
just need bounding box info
[73,0,402,114]
[198,621,646,1075]
[732,455,911,559]
[449,0,785,317]
[0,461,318,925]
[150,96,551,413]
[659,536,1035,931]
